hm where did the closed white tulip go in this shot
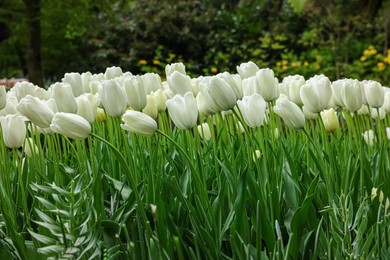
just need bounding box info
[142,95,158,119]
[0,114,26,148]
[320,108,339,132]
[152,89,167,112]
[165,62,186,77]
[196,89,220,116]
[0,94,18,116]
[282,75,305,106]
[0,85,6,110]
[104,66,123,80]
[237,93,267,128]
[386,127,390,140]
[81,71,93,93]
[204,76,237,111]
[50,112,91,140]
[123,76,147,111]
[362,130,375,146]
[242,76,259,97]
[10,81,38,102]
[166,92,198,129]
[99,79,127,117]
[23,137,39,157]
[17,95,55,128]
[197,122,212,141]
[236,61,260,79]
[362,80,384,108]
[217,72,243,100]
[331,79,346,108]
[121,110,157,136]
[274,96,305,130]
[50,82,77,113]
[62,72,83,97]
[300,74,332,113]
[255,68,280,101]
[167,71,193,96]
[341,79,363,112]
[142,73,163,94]
[76,93,99,124]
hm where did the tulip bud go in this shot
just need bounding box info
[0,85,6,110]
[204,76,237,111]
[104,66,123,80]
[76,93,99,124]
[274,96,306,130]
[197,122,212,141]
[152,89,167,112]
[331,79,346,108]
[386,127,390,140]
[166,92,198,129]
[123,75,147,111]
[23,137,39,157]
[217,72,243,100]
[142,95,158,119]
[300,75,332,113]
[17,95,55,128]
[142,73,163,94]
[50,112,91,140]
[236,61,260,79]
[165,62,186,77]
[357,104,369,115]
[121,110,157,136]
[62,72,83,97]
[50,82,77,113]
[167,71,193,96]
[252,150,262,162]
[99,79,127,117]
[361,80,384,108]
[371,187,378,201]
[237,93,267,128]
[341,79,363,112]
[362,130,375,146]
[283,75,305,106]
[10,81,37,101]
[255,68,280,101]
[320,108,339,132]
[0,114,26,148]
[81,71,93,93]
[96,108,107,122]
[385,198,390,212]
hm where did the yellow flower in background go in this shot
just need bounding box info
[291,61,300,68]
[363,49,370,56]
[360,56,366,62]
[377,62,385,71]
[276,61,282,67]
[282,65,288,71]
[139,59,147,65]
[210,67,218,74]
[385,56,390,64]
[282,60,288,65]
[303,61,309,67]
[153,60,160,65]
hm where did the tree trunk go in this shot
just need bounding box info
[24,0,43,87]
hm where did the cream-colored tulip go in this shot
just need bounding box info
[142,95,158,119]
[76,93,99,124]
[236,61,260,79]
[300,74,332,113]
[320,108,339,132]
[123,75,147,111]
[197,122,212,141]
[99,79,127,117]
[62,72,83,97]
[50,82,77,113]
[237,93,267,128]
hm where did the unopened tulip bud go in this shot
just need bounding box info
[197,122,211,141]
[23,137,39,157]
[362,80,384,108]
[0,85,6,110]
[165,62,186,77]
[50,112,91,140]
[99,79,127,117]
[50,82,77,113]
[123,75,147,111]
[237,93,267,128]
[255,68,280,101]
[236,61,259,79]
[300,74,332,113]
[152,89,167,112]
[363,130,375,146]
[104,66,123,80]
[142,95,158,119]
[96,108,106,122]
[320,108,339,132]
[62,72,83,97]
[76,93,99,124]
[17,95,55,128]
[166,92,198,129]
[0,114,26,148]
[274,97,306,130]
[167,71,193,96]
[121,110,157,136]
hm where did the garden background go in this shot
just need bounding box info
[1,0,390,86]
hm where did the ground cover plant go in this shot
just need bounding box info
[0,62,389,259]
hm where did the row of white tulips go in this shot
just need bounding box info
[0,61,389,149]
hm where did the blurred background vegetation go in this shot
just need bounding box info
[0,0,390,87]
